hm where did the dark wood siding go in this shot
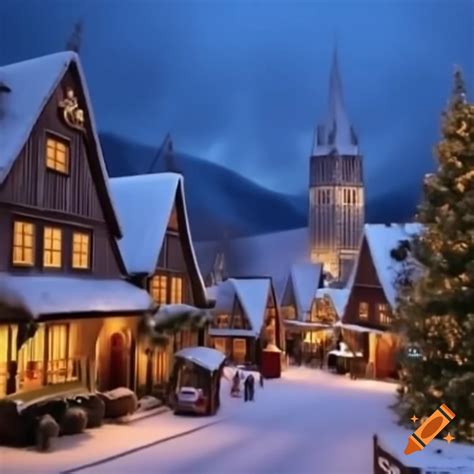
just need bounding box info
[0,66,123,278]
[0,69,104,222]
[344,237,391,328]
[0,206,121,277]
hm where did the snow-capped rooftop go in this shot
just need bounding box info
[0,51,122,235]
[282,263,323,320]
[312,49,359,158]
[0,273,152,319]
[316,287,350,319]
[362,223,423,308]
[110,173,181,275]
[174,346,226,371]
[196,227,310,299]
[208,278,272,336]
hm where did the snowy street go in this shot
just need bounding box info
[76,368,396,474]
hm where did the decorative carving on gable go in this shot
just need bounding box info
[59,87,85,131]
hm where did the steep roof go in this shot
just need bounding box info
[362,223,422,308]
[316,287,350,319]
[110,173,208,305]
[0,51,121,236]
[208,277,272,336]
[282,263,323,319]
[312,48,359,157]
[196,227,310,299]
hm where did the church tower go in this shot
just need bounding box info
[309,49,364,283]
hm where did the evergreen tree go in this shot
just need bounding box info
[394,69,474,443]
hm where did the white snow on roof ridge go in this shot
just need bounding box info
[289,263,322,319]
[230,278,271,335]
[110,173,181,275]
[364,222,423,308]
[0,51,122,236]
[316,287,350,319]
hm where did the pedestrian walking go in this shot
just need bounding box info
[247,374,255,401]
[243,375,250,402]
[231,370,241,397]
[259,372,264,388]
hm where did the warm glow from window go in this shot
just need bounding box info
[216,314,229,328]
[171,276,183,304]
[213,337,226,354]
[358,302,369,320]
[18,325,45,391]
[378,303,392,325]
[43,227,62,268]
[72,232,90,269]
[12,221,35,265]
[46,136,69,173]
[233,338,246,364]
[150,275,167,303]
[0,326,8,397]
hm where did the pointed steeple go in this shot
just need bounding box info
[313,47,358,157]
[148,133,174,173]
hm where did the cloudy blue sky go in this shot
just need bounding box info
[1,0,473,197]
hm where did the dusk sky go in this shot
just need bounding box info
[1,0,473,197]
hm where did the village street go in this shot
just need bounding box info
[0,368,397,474]
[68,368,395,474]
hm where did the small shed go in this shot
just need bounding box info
[260,344,282,379]
[168,347,226,415]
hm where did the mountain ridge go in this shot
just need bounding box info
[100,133,418,241]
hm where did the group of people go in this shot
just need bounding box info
[231,370,264,402]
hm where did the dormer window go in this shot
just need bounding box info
[46,134,69,174]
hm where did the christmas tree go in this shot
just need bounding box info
[394,69,474,443]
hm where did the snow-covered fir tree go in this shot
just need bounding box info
[394,69,474,443]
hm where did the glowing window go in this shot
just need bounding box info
[378,303,392,325]
[170,276,183,304]
[358,302,369,320]
[72,232,90,269]
[46,136,69,173]
[43,227,62,268]
[12,221,35,266]
[150,275,167,303]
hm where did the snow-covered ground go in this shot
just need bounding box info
[1,368,471,474]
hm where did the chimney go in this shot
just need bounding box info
[0,80,12,120]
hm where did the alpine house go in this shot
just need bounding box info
[340,223,422,379]
[0,52,153,400]
[206,277,283,365]
[109,172,212,393]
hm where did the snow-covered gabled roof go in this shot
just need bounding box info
[283,263,323,319]
[363,223,423,308]
[231,278,271,334]
[0,273,152,320]
[208,277,273,336]
[110,172,208,306]
[196,227,309,300]
[0,52,122,237]
[110,173,180,274]
[316,288,350,319]
[174,346,226,371]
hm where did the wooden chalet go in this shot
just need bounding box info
[109,173,211,392]
[341,223,421,379]
[0,52,153,400]
[207,277,283,365]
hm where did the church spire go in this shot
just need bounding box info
[313,47,358,157]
